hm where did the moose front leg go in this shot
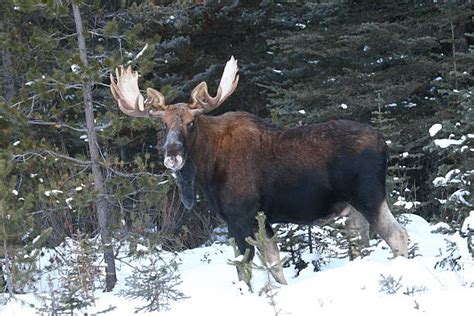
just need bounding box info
[228,223,255,287]
[228,213,288,286]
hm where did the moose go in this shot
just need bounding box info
[110,56,408,285]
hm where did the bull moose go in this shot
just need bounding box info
[110,56,408,285]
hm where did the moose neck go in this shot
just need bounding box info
[187,114,223,182]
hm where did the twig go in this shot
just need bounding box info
[28,119,113,133]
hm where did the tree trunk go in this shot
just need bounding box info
[1,201,14,297]
[72,3,117,291]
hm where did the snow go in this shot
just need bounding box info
[70,64,81,74]
[434,137,465,148]
[450,189,472,206]
[461,211,474,233]
[432,169,461,187]
[429,124,442,137]
[32,235,42,245]
[295,23,306,29]
[1,214,473,316]
[44,190,63,197]
[134,43,149,61]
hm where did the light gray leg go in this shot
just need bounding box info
[346,206,371,258]
[372,199,408,257]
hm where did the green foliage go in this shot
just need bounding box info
[120,251,187,313]
[423,13,473,227]
[36,233,101,315]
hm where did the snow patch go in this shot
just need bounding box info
[429,123,442,137]
[134,43,148,61]
[295,23,306,29]
[44,190,63,197]
[2,214,474,316]
[461,211,474,233]
[450,189,472,206]
[434,137,465,148]
[71,64,81,74]
[432,169,461,187]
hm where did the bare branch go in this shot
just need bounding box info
[10,150,92,166]
[28,120,112,133]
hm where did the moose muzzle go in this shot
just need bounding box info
[163,128,185,171]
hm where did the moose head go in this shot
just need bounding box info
[110,56,239,172]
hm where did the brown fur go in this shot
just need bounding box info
[158,107,407,285]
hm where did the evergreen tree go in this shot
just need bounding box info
[120,248,187,313]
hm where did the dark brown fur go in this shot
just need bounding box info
[161,110,402,259]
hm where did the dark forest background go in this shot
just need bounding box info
[0,0,472,293]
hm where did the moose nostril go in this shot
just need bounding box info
[164,155,184,171]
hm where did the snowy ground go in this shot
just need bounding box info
[1,213,473,316]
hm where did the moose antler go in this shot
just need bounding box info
[190,56,239,113]
[110,65,167,117]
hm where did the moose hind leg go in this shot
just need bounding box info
[372,199,408,257]
[346,206,371,259]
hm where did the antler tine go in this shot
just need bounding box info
[110,65,166,118]
[190,56,239,112]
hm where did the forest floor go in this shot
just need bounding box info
[1,213,473,316]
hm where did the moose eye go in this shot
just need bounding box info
[187,122,194,132]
